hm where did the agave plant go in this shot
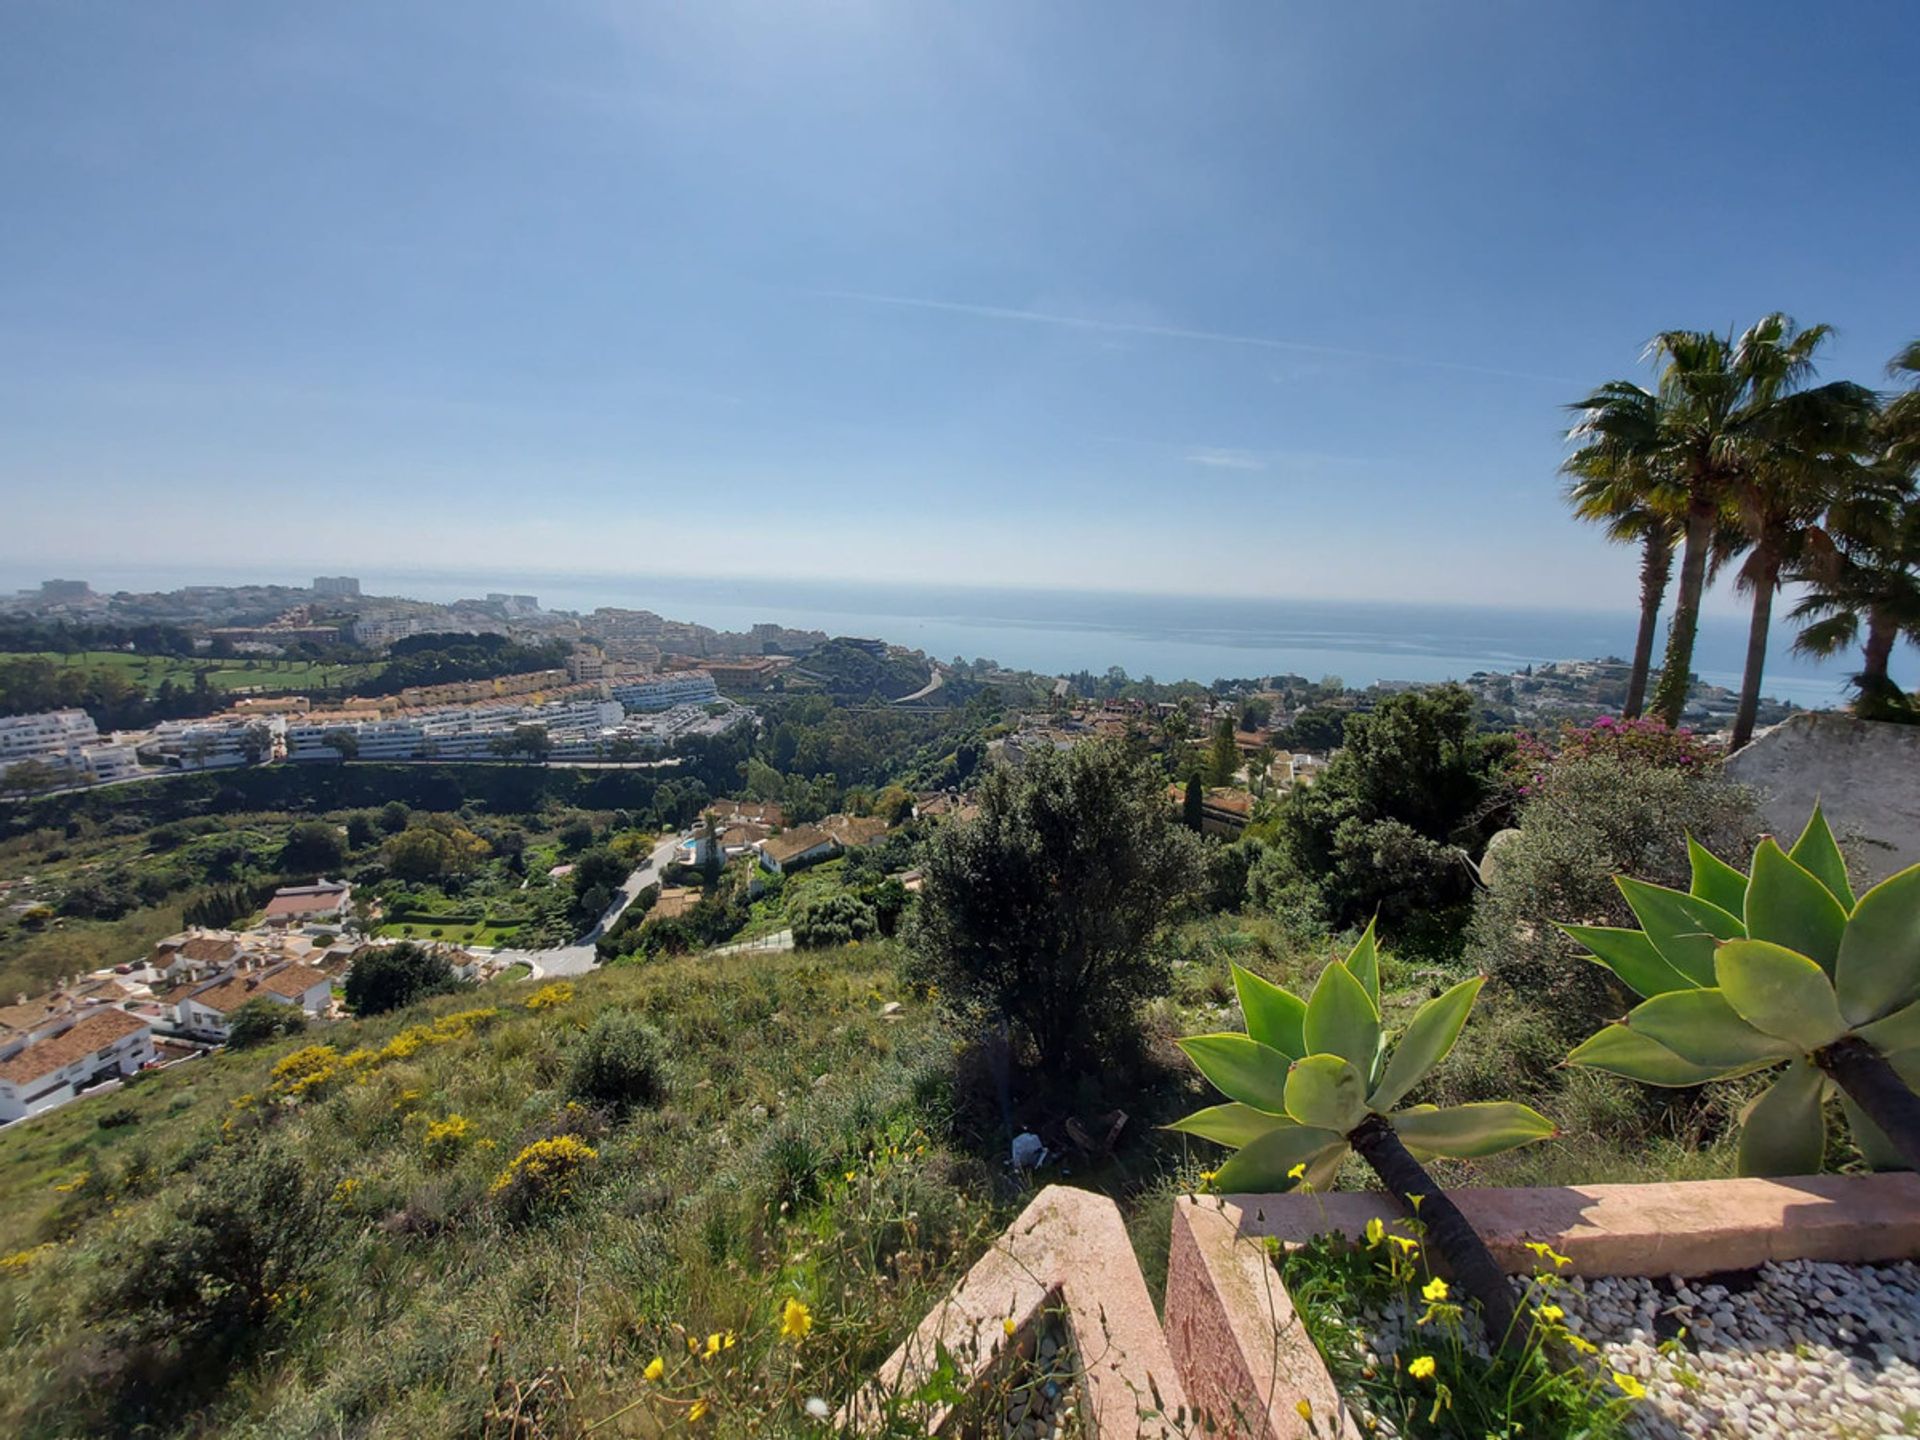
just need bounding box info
[1563,805,1920,1176]
[1172,923,1554,1346]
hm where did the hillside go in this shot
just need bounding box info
[0,947,1001,1439]
[791,640,930,702]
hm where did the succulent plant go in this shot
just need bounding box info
[1563,804,1920,1177]
[1172,922,1554,1346]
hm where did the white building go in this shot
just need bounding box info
[146,717,275,771]
[313,575,361,597]
[0,1009,154,1123]
[166,963,333,1042]
[0,709,142,788]
[611,672,719,711]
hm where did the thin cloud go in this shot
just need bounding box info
[811,289,1575,385]
[1187,447,1267,471]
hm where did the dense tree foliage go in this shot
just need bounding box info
[357,633,569,696]
[278,821,347,876]
[342,942,463,1016]
[225,997,310,1049]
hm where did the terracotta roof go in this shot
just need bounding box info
[263,883,349,920]
[0,1009,149,1086]
[709,798,787,827]
[157,933,242,966]
[822,815,889,848]
[180,964,328,1017]
[0,997,83,1036]
[759,826,837,865]
[650,886,699,921]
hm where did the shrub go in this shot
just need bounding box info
[1467,753,1757,1044]
[565,1009,666,1116]
[226,997,309,1049]
[343,942,463,1017]
[791,889,877,949]
[422,1114,473,1166]
[490,1135,598,1218]
[279,820,347,875]
[525,980,574,1010]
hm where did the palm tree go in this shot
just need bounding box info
[1792,340,1920,717]
[1561,427,1681,718]
[1570,316,1875,730]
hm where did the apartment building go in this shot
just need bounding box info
[610,671,719,711]
[0,1009,154,1123]
[146,716,275,770]
[0,709,141,787]
[166,962,332,1042]
[312,576,361,597]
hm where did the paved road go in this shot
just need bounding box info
[894,665,946,705]
[486,832,687,978]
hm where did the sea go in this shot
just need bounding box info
[7,564,1901,711]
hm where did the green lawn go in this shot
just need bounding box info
[374,919,525,948]
[12,650,384,696]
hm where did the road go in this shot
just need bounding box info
[893,664,947,705]
[486,831,687,978]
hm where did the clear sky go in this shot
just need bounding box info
[2,1,1916,611]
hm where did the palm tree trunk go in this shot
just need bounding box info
[1625,530,1673,719]
[1651,500,1716,725]
[1348,1114,1523,1351]
[1862,608,1897,689]
[1730,549,1779,751]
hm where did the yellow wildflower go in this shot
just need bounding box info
[1002,1317,1016,1337]
[52,1173,88,1194]
[1408,1355,1437,1380]
[1197,1170,1217,1186]
[1612,1371,1646,1400]
[1295,1399,1313,1421]
[1566,1334,1598,1355]
[1387,1235,1419,1254]
[644,1356,664,1383]
[1364,1217,1384,1247]
[689,1398,709,1422]
[1536,1303,1565,1323]
[1525,1240,1572,1269]
[780,1298,813,1342]
[1407,1193,1425,1212]
[704,1331,722,1358]
[1421,1277,1449,1303]
[525,981,574,1011]
[1286,1162,1307,1181]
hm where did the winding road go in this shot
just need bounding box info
[485,831,688,978]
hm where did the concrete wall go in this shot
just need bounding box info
[1725,713,1920,886]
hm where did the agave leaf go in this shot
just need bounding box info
[1302,960,1380,1075]
[1283,1053,1368,1133]
[1344,917,1381,1008]
[1714,940,1849,1052]
[1688,835,1752,918]
[1560,924,1697,998]
[1210,1120,1345,1192]
[1735,1060,1827,1178]
[1834,865,1920,1026]
[1837,1090,1910,1173]
[1856,996,1920,1058]
[1231,963,1308,1060]
[1789,804,1855,910]
[1300,1140,1350,1191]
[1615,877,1743,985]
[1391,1101,1555,1160]
[1369,975,1484,1113]
[1567,1025,1736,1087]
[1745,838,1847,973]
[1624,989,1800,1070]
[1165,1102,1291,1149]
[1176,1034,1292,1114]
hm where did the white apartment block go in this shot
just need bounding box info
[0,709,141,787]
[146,717,276,771]
[610,671,719,711]
[0,1009,154,1123]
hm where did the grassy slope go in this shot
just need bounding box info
[12,650,384,694]
[0,945,1005,1439]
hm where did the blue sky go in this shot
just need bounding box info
[1,1,1916,610]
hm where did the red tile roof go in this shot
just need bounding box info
[0,1009,149,1085]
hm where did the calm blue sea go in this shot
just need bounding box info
[8,564,1900,710]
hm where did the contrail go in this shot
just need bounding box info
[808,289,1576,386]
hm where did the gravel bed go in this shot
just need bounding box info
[999,1315,1081,1440]
[1348,1259,1920,1438]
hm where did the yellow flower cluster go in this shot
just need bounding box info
[51,1172,89,1194]
[423,1113,473,1162]
[332,1177,361,1206]
[380,1007,499,1061]
[524,982,574,1011]
[0,1243,57,1273]
[270,1043,343,1100]
[489,1134,598,1199]
[779,1298,812,1342]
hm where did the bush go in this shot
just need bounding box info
[489,1135,598,1219]
[343,942,463,1017]
[226,998,309,1049]
[565,1009,667,1116]
[1466,752,1757,1044]
[907,740,1204,1077]
[791,890,877,949]
[278,820,347,875]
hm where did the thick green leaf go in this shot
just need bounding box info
[1735,1060,1827,1178]
[1165,1103,1290,1149]
[1284,1053,1368,1133]
[1391,1101,1555,1160]
[1300,1140,1350,1192]
[1835,865,1920,1026]
[1715,939,1849,1051]
[1176,1034,1292,1114]
[1561,924,1697,998]
[1838,1091,1910,1172]
[1344,917,1381,1008]
[1789,805,1855,910]
[1369,975,1484,1112]
[1624,988,1799,1070]
[1231,963,1307,1060]
[1302,960,1380,1075]
[1858,997,1920,1058]
[1567,1025,1734,1087]
[1688,835,1752,917]
[1744,838,1847,973]
[1615,877,1744,985]
[1210,1121,1345,1192]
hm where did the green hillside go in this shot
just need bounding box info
[791,641,930,702]
[0,948,1000,1438]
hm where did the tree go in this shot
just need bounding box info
[385,827,459,882]
[226,998,308,1049]
[1569,316,1878,729]
[343,942,462,1016]
[345,811,380,849]
[1281,686,1507,939]
[1182,774,1204,832]
[907,741,1204,1076]
[320,727,359,761]
[279,821,346,875]
[1286,706,1345,752]
[1206,717,1239,788]
[378,800,412,834]
[1561,437,1680,718]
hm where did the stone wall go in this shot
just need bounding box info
[1725,712,1920,886]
